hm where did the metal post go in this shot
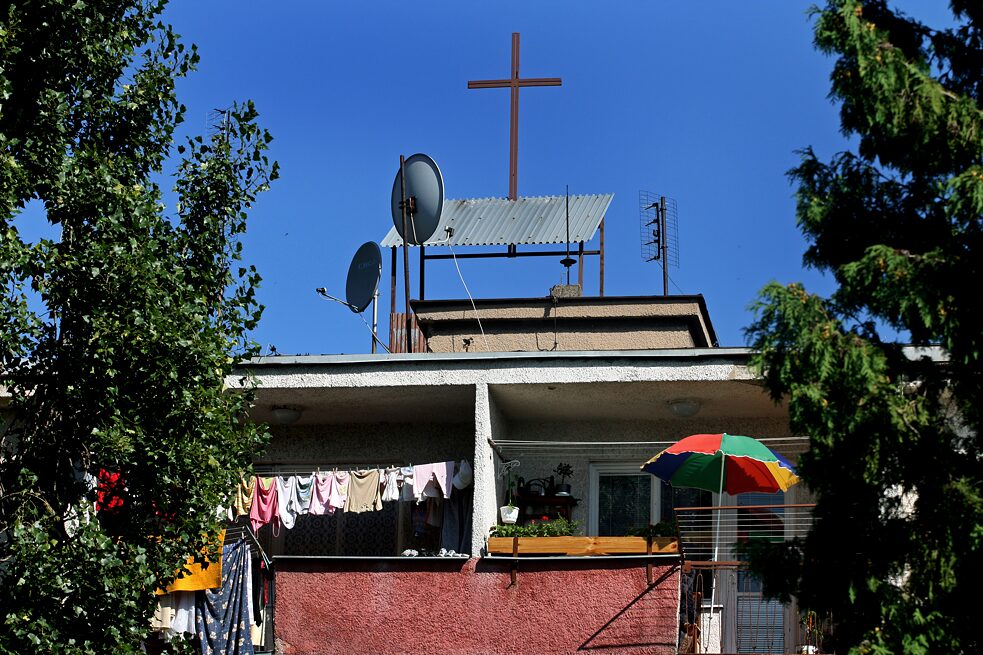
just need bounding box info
[419,244,426,301]
[660,196,668,296]
[371,290,378,354]
[577,242,584,288]
[599,217,605,297]
[400,155,413,354]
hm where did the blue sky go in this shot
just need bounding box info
[153,1,946,354]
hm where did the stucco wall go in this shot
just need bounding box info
[258,422,474,468]
[274,559,680,655]
[426,323,696,354]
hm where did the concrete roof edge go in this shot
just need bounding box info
[240,347,755,369]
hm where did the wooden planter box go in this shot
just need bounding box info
[486,536,678,557]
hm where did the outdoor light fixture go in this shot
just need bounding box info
[668,399,701,418]
[271,405,303,425]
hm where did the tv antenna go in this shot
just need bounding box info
[639,191,679,296]
[316,241,387,353]
[391,153,444,353]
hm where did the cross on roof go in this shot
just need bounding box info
[468,32,562,201]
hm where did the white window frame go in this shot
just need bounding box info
[587,462,661,536]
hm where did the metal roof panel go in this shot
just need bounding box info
[380,194,614,247]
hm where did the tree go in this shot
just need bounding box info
[0,2,276,652]
[745,1,981,653]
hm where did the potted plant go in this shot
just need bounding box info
[499,476,519,524]
[553,462,573,496]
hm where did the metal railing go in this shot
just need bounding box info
[674,504,815,565]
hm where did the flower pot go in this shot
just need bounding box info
[500,505,519,524]
[555,483,572,496]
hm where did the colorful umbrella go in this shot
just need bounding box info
[642,433,800,612]
[641,432,799,495]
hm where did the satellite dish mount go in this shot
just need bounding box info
[391,154,444,353]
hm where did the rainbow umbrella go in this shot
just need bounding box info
[642,433,800,611]
[641,432,799,496]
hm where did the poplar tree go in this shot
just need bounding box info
[746,1,981,653]
[0,2,276,652]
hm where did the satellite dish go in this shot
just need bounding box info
[345,241,383,313]
[391,153,444,245]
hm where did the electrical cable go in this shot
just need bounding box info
[447,242,489,350]
[315,289,390,354]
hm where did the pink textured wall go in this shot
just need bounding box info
[274,558,679,655]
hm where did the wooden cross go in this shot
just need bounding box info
[468,33,562,201]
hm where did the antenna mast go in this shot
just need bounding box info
[639,190,679,296]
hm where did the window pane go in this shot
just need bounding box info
[660,481,711,523]
[598,475,650,536]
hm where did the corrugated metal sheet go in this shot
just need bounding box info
[380,194,614,248]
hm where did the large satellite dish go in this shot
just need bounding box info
[391,153,444,245]
[345,241,382,313]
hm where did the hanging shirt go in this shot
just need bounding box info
[380,467,400,502]
[328,471,349,512]
[345,469,383,513]
[275,476,299,530]
[249,477,278,533]
[232,476,255,519]
[309,472,336,515]
[288,474,314,519]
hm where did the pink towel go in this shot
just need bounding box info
[249,477,279,533]
[413,462,454,500]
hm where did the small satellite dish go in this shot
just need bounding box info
[345,241,383,313]
[391,153,444,245]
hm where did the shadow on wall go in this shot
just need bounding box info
[578,566,680,652]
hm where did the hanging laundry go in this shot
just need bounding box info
[345,469,383,513]
[328,470,349,512]
[413,461,454,500]
[275,476,300,530]
[232,476,255,519]
[425,497,443,527]
[380,467,400,502]
[151,593,176,631]
[249,477,278,533]
[399,466,415,501]
[308,472,336,515]
[287,474,314,519]
[196,540,254,655]
[441,485,473,555]
[162,591,196,642]
[452,460,473,490]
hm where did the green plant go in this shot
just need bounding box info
[553,462,574,484]
[493,517,580,537]
[626,520,677,538]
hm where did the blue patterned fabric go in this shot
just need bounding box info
[196,540,254,655]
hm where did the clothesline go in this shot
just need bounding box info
[236,460,474,535]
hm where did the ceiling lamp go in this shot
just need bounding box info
[668,399,701,418]
[271,405,303,425]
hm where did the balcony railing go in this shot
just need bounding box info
[674,503,815,565]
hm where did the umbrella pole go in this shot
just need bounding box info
[709,453,725,636]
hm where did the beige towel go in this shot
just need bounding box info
[344,469,383,513]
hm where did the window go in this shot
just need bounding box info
[588,463,659,536]
[588,463,715,536]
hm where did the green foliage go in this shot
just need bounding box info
[746,2,981,654]
[626,520,676,538]
[493,517,580,537]
[0,2,277,652]
[553,462,573,483]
